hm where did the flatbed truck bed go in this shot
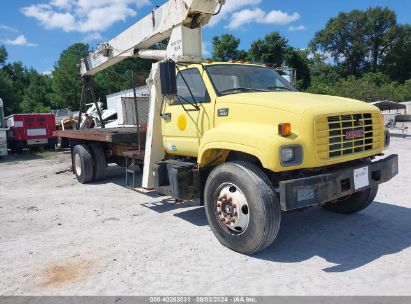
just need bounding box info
[54,127,142,145]
[53,127,146,184]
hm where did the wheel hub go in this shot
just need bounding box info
[215,183,249,234]
[74,154,82,176]
[217,194,238,224]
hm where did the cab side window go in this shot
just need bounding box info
[176,68,210,104]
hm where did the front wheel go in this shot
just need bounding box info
[204,161,281,254]
[322,185,378,214]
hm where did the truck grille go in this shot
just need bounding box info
[315,113,384,160]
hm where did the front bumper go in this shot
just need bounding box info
[279,154,398,211]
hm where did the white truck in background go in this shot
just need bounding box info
[0,98,8,158]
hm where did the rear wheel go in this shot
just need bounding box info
[322,185,378,214]
[72,144,93,184]
[10,142,23,154]
[56,137,64,150]
[204,161,281,254]
[89,143,106,182]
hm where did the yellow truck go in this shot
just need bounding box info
[55,0,398,254]
[57,61,398,254]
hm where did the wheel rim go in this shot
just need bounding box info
[74,154,82,176]
[214,183,249,235]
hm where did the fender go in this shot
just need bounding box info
[198,122,277,169]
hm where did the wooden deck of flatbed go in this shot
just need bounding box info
[54,127,141,145]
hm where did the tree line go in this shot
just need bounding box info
[0,43,152,116]
[0,6,410,116]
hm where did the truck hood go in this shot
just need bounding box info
[217,92,378,115]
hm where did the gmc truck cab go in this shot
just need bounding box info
[155,62,398,254]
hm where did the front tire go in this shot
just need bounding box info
[322,185,378,214]
[204,161,281,254]
[72,144,93,184]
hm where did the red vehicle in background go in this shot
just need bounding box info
[5,113,57,152]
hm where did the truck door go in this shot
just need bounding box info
[161,67,214,157]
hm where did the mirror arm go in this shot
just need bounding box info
[175,64,200,110]
[175,95,200,112]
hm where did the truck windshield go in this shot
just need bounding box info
[206,64,296,96]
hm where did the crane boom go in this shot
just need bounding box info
[81,0,224,76]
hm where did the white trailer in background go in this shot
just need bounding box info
[105,86,149,128]
[399,101,411,114]
[0,98,8,157]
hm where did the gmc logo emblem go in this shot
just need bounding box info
[346,129,364,140]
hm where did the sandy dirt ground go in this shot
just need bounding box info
[0,136,410,296]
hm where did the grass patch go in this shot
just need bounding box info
[35,150,56,159]
[6,161,21,165]
[1,149,58,163]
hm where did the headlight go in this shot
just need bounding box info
[281,147,295,162]
[280,145,303,166]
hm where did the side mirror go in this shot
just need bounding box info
[159,60,177,96]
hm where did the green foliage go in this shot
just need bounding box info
[307,6,410,101]
[237,50,249,61]
[0,57,32,115]
[398,80,411,101]
[51,43,89,109]
[333,75,397,102]
[383,24,411,82]
[21,71,53,113]
[0,69,20,115]
[310,7,407,79]
[249,32,288,66]
[4,62,32,102]
[308,71,408,102]
[0,45,7,66]
[308,54,341,86]
[285,48,311,90]
[212,34,243,61]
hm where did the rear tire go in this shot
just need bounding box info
[89,143,106,182]
[72,144,93,184]
[204,161,281,254]
[322,185,378,214]
[56,137,63,150]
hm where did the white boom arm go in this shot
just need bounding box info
[81,0,224,76]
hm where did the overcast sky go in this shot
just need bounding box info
[1,0,410,74]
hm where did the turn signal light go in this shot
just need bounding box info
[278,123,292,137]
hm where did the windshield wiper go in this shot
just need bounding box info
[265,86,294,91]
[220,87,270,94]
